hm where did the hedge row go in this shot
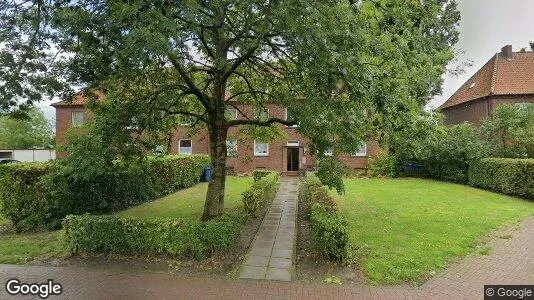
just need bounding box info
[252,169,277,182]
[63,213,243,259]
[469,158,534,199]
[305,175,349,261]
[0,155,210,231]
[242,172,279,217]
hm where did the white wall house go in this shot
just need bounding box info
[0,149,56,162]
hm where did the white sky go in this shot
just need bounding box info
[429,0,534,109]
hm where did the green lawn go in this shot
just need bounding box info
[117,176,254,220]
[0,231,67,264]
[338,178,534,285]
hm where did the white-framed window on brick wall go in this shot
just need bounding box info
[350,142,367,157]
[254,140,269,156]
[71,111,85,126]
[178,139,192,155]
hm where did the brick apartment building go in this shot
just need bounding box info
[440,45,534,125]
[52,95,379,174]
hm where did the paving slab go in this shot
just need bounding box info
[240,176,299,281]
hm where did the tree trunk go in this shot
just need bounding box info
[202,111,228,221]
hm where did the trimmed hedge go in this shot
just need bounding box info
[242,172,279,217]
[305,175,349,261]
[0,162,53,230]
[63,213,243,259]
[469,158,534,199]
[0,155,210,231]
[252,169,276,182]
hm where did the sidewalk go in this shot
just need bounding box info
[240,177,299,281]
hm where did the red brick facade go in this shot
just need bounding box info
[53,102,379,174]
[442,94,534,126]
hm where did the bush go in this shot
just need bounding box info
[421,123,491,183]
[0,155,210,231]
[315,157,349,195]
[242,172,279,217]
[253,169,276,182]
[469,158,534,199]
[305,175,349,261]
[63,213,243,260]
[0,162,53,231]
[368,152,398,177]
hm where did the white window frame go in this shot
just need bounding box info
[226,139,237,157]
[350,142,367,157]
[71,111,85,127]
[178,139,193,155]
[284,108,299,127]
[324,148,333,156]
[254,140,269,156]
[227,108,238,120]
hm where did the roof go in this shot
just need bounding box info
[51,90,104,107]
[439,50,534,109]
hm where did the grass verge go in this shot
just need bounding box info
[338,178,534,285]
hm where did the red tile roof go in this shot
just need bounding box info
[439,51,534,109]
[51,90,104,107]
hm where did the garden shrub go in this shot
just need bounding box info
[469,158,534,199]
[63,213,243,260]
[315,157,349,195]
[420,123,491,183]
[0,162,54,231]
[368,152,398,177]
[253,169,276,182]
[0,155,210,231]
[242,172,279,217]
[305,175,349,261]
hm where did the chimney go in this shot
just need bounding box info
[501,45,513,59]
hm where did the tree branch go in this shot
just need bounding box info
[228,117,296,127]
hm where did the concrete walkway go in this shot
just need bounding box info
[239,177,299,281]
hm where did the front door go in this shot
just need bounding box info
[287,147,299,171]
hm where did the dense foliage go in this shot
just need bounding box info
[0,155,210,230]
[481,104,534,158]
[419,123,491,183]
[469,158,534,200]
[242,172,279,217]
[315,156,349,194]
[0,108,53,148]
[305,175,349,261]
[63,213,243,260]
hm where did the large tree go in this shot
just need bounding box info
[0,0,459,220]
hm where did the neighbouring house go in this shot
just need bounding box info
[440,45,534,125]
[52,96,379,174]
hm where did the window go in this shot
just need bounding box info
[254,140,269,156]
[287,140,299,147]
[227,108,238,120]
[72,111,85,126]
[179,139,192,155]
[350,142,367,157]
[285,108,299,127]
[324,148,333,156]
[254,107,269,121]
[226,140,237,157]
